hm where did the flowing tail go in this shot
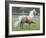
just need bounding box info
[13,21,20,27]
[13,16,22,27]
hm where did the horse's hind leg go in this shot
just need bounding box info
[29,23,30,30]
[20,23,23,30]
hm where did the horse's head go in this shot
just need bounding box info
[29,9,37,16]
[32,9,37,16]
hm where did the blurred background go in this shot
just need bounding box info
[12,7,40,21]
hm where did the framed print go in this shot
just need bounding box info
[5,1,45,37]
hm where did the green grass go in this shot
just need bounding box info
[12,18,40,31]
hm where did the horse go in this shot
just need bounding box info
[19,9,37,29]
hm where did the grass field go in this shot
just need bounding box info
[12,16,40,31]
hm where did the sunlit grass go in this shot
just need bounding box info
[12,18,40,31]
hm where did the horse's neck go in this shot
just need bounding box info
[29,11,34,17]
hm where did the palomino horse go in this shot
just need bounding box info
[19,9,37,29]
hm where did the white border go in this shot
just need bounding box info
[9,4,43,35]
